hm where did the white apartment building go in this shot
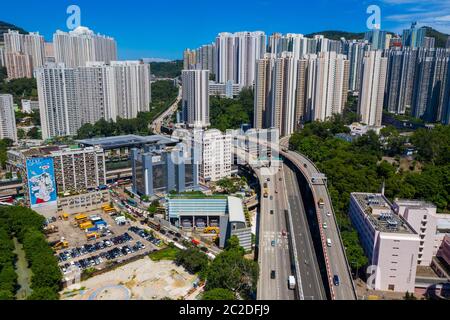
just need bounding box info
[358,50,387,127]
[36,61,151,139]
[349,193,420,293]
[215,31,266,87]
[53,26,117,68]
[200,129,232,182]
[0,46,5,67]
[107,61,151,119]
[36,64,79,139]
[4,30,45,79]
[305,51,349,122]
[182,70,210,128]
[0,94,18,142]
[254,51,349,135]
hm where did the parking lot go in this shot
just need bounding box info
[57,226,165,274]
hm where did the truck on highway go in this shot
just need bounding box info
[263,188,269,198]
[318,198,325,208]
[288,275,296,290]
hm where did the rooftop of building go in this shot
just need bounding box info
[15,144,101,158]
[227,196,246,224]
[76,134,179,150]
[394,199,437,209]
[352,193,416,234]
[168,194,246,224]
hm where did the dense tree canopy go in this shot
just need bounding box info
[175,247,209,275]
[0,206,61,300]
[210,88,254,132]
[0,78,37,104]
[202,288,236,300]
[205,236,258,299]
[150,60,183,78]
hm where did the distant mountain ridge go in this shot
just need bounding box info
[305,30,366,40]
[306,27,449,48]
[0,21,28,43]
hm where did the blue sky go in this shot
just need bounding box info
[1,0,449,60]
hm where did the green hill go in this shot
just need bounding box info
[424,26,449,48]
[305,30,366,41]
[0,21,27,43]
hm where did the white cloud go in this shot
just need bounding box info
[381,0,450,34]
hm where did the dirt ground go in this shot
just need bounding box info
[60,257,202,300]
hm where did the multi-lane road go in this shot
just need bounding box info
[256,166,296,300]
[283,165,327,300]
[280,136,357,300]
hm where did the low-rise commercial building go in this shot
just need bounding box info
[349,193,420,293]
[209,81,241,98]
[167,195,252,251]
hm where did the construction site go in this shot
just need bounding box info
[60,257,202,300]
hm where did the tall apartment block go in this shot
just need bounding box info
[199,129,232,182]
[183,44,216,76]
[349,193,420,293]
[358,50,387,127]
[384,48,419,115]
[411,48,449,123]
[346,40,369,92]
[364,28,389,50]
[0,94,18,142]
[183,49,197,70]
[215,31,266,87]
[182,69,210,128]
[304,51,349,122]
[36,61,151,139]
[254,54,275,129]
[0,46,5,67]
[3,30,45,79]
[254,51,348,135]
[53,26,117,67]
[402,22,426,48]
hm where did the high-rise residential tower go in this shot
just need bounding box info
[36,61,151,139]
[402,22,426,48]
[358,50,387,127]
[215,31,266,87]
[0,94,18,142]
[4,30,45,79]
[53,26,117,68]
[305,51,349,122]
[182,70,210,128]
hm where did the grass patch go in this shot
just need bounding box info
[149,246,180,262]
